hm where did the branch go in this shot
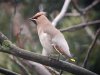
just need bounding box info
[71,0,83,14]
[65,12,80,16]
[82,0,100,14]
[0,67,20,75]
[60,20,100,32]
[71,0,100,45]
[0,32,97,75]
[9,56,31,75]
[46,66,60,75]
[52,0,71,26]
[72,0,100,15]
[83,28,100,68]
[28,61,52,75]
[81,15,100,44]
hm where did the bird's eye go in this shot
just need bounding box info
[33,16,38,19]
[32,19,37,25]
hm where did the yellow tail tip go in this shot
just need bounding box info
[70,58,75,62]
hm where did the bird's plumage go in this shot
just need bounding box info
[30,12,72,58]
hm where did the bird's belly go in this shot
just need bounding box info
[39,32,54,55]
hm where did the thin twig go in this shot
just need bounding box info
[83,28,100,68]
[52,0,71,26]
[65,12,80,16]
[71,0,100,69]
[71,0,83,14]
[46,66,60,75]
[72,0,100,15]
[60,20,100,32]
[83,0,100,14]
[10,56,31,75]
[29,61,52,75]
[81,15,100,45]
[0,67,20,75]
[71,0,100,45]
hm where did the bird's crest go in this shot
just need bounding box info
[32,12,46,19]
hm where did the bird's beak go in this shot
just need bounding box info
[29,18,37,24]
[29,18,35,21]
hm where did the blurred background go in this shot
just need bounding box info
[0,0,100,75]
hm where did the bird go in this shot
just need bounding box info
[30,12,75,62]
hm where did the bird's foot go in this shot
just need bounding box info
[59,70,63,75]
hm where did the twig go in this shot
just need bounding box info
[82,0,100,14]
[20,60,52,75]
[72,0,100,15]
[72,0,100,40]
[71,0,100,45]
[60,20,100,32]
[29,61,52,75]
[52,0,71,26]
[10,56,31,75]
[71,0,100,69]
[83,28,100,68]
[65,12,80,16]
[80,15,100,45]
[0,32,97,75]
[0,67,20,75]
[46,66,60,75]
[71,0,83,14]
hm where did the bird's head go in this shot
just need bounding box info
[29,12,46,25]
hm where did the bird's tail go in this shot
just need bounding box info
[69,58,76,62]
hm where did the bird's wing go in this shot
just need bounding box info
[52,34,72,58]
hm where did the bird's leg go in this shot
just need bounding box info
[51,44,63,75]
[60,70,63,75]
[57,53,60,60]
[58,54,64,75]
[51,44,61,61]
